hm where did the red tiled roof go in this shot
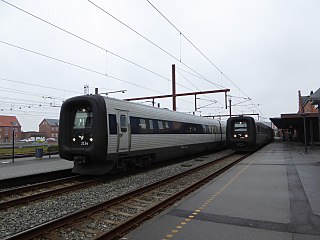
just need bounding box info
[0,115,21,127]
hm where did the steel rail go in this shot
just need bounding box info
[6,153,249,240]
[0,176,100,209]
[95,153,250,239]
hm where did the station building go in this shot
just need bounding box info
[271,88,320,144]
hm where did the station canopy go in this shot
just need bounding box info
[270,113,318,129]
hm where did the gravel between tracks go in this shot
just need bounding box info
[0,150,232,238]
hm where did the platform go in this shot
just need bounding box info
[125,142,320,240]
[0,155,73,180]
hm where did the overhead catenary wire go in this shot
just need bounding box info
[176,67,225,89]
[146,0,251,99]
[0,95,58,105]
[0,77,81,94]
[1,0,265,119]
[1,0,226,110]
[0,97,62,111]
[145,0,267,119]
[0,40,165,95]
[0,40,198,106]
[86,0,229,108]
[0,0,200,94]
[0,109,59,118]
[0,77,73,111]
[176,69,201,91]
[0,1,168,83]
[0,85,64,100]
[86,0,224,90]
[0,100,53,108]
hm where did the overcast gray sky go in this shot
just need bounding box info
[0,0,319,131]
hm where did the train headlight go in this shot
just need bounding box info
[234,134,237,138]
[89,137,93,142]
[245,134,248,138]
[72,138,76,142]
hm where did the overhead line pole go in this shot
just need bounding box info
[124,89,230,101]
[229,98,232,118]
[172,64,176,111]
[203,113,260,118]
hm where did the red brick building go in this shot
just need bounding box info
[39,118,59,139]
[0,115,22,142]
[298,90,318,114]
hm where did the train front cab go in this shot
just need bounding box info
[227,117,256,152]
[59,95,110,175]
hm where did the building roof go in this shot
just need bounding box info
[309,88,320,104]
[43,118,59,126]
[301,96,310,107]
[0,115,21,127]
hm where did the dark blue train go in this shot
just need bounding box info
[226,116,274,152]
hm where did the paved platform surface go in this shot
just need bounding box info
[125,142,320,240]
[0,155,73,180]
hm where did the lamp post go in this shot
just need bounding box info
[12,128,15,163]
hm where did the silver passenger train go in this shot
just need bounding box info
[59,95,227,175]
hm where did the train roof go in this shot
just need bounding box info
[103,96,223,126]
[227,116,272,129]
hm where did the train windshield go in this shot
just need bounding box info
[234,121,247,132]
[73,107,93,129]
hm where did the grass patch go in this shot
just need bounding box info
[0,145,59,156]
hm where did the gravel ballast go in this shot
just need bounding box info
[0,150,232,239]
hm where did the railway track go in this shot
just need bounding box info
[0,176,101,209]
[6,153,249,240]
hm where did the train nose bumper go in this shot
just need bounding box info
[73,156,87,164]
[236,142,246,147]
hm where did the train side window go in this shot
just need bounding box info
[149,120,154,130]
[180,123,188,134]
[139,118,148,134]
[120,115,127,132]
[153,120,159,133]
[130,117,139,134]
[158,121,164,130]
[152,119,158,134]
[257,125,261,133]
[108,114,117,134]
[172,121,181,133]
[164,121,171,133]
[194,124,201,134]
[139,119,147,129]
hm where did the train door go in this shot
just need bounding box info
[117,110,130,152]
[215,122,222,142]
[218,121,223,142]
